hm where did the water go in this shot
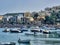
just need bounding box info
[0,28,60,45]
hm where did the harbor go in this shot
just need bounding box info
[0,26,60,45]
[0,0,60,45]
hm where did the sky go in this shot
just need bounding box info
[0,0,60,15]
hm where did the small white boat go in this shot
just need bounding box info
[25,32,34,35]
[43,30,51,34]
[3,28,10,32]
[10,29,21,33]
[30,26,40,32]
[40,28,51,34]
[21,28,28,32]
[42,26,56,30]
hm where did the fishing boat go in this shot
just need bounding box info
[18,38,30,44]
[0,42,16,45]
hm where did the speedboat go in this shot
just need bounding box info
[3,28,10,32]
[20,28,28,32]
[43,30,51,34]
[10,29,21,33]
[40,28,51,34]
[30,26,40,32]
[31,29,40,32]
[42,26,56,30]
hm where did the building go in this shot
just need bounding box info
[0,15,4,23]
[0,15,3,20]
[17,13,24,23]
[3,13,24,24]
[24,12,31,17]
[21,12,34,24]
[9,16,17,24]
[38,11,46,20]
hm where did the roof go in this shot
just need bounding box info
[4,13,24,16]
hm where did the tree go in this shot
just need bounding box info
[0,20,3,24]
[45,16,51,24]
[33,13,39,20]
[50,12,57,24]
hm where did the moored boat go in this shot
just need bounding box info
[10,29,21,33]
[18,38,30,44]
[30,26,40,32]
[43,30,51,34]
[3,28,10,32]
[25,32,34,35]
[21,28,28,32]
[0,42,16,45]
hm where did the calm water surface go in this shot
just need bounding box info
[0,28,60,45]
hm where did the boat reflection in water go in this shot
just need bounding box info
[30,33,60,45]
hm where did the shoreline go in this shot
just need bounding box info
[0,23,60,29]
